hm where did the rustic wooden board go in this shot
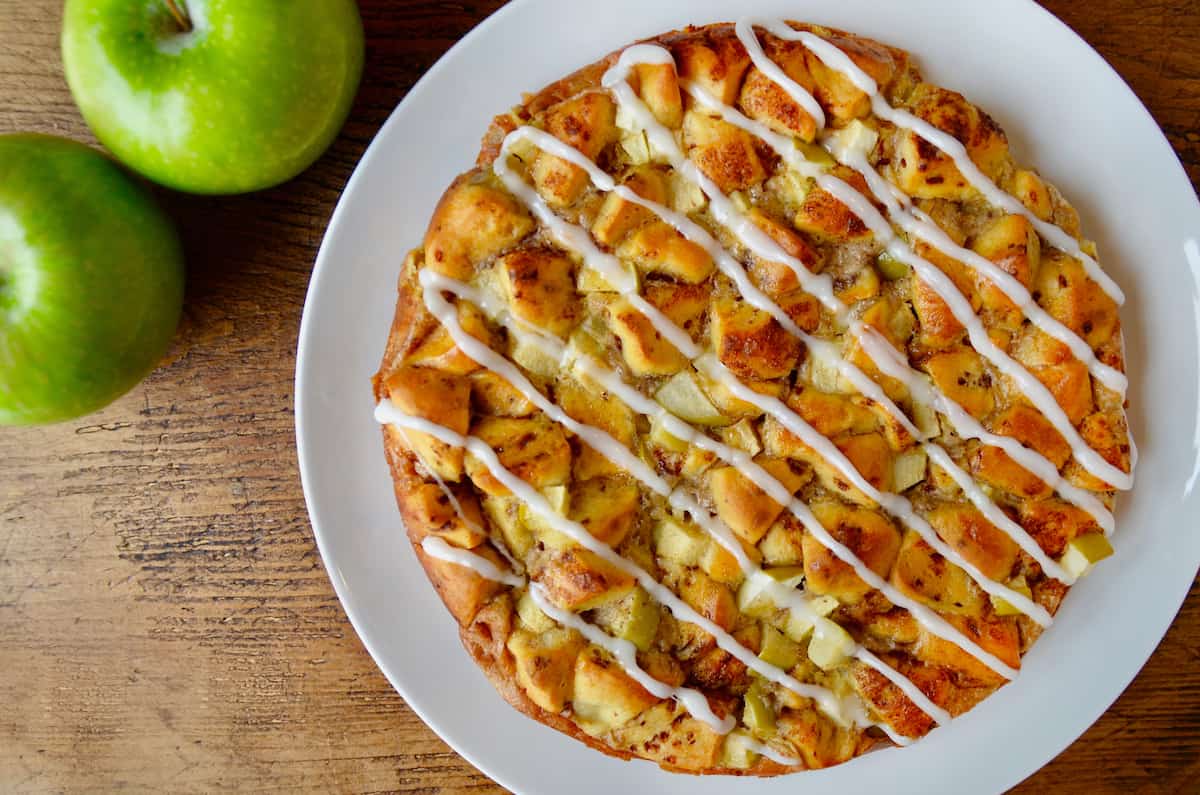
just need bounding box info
[0,1,1196,792]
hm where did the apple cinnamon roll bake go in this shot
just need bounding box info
[371,18,1133,774]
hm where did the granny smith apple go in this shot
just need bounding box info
[0,134,184,426]
[61,0,364,195]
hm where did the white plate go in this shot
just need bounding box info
[296,0,1200,792]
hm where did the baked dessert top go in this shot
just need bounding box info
[371,17,1134,775]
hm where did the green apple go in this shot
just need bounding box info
[0,134,184,426]
[61,0,364,195]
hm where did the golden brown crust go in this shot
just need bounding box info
[375,18,1130,776]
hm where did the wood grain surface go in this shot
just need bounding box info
[1,1,1197,792]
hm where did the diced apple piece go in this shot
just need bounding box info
[989,576,1032,617]
[718,420,762,457]
[743,688,776,735]
[877,250,909,281]
[784,596,838,643]
[649,413,690,453]
[808,617,856,670]
[892,448,928,493]
[655,371,730,426]
[721,731,761,770]
[509,334,562,379]
[669,170,707,214]
[805,349,854,394]
[518,485,571,545]
[912,400,941,439]
[482,495,532,558]
[593,587,660,653]
[760,623,801,670]
[760,516,805,567]
[736,572,779,620]
[1060,533,1114,578]
[619,130,652,165]
[681,445,720,480]
[517,590,557,633]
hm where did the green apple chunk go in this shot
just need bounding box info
[61,0,364,195]
[0,134,184,426]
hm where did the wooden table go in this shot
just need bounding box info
[1,1,1196,792]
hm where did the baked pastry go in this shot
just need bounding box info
[371,17,1134,774]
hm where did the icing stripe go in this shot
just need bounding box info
[428,268,1020,680]
[835,146,1127,395]
[419,539,737,734]
[493,139,1035,664]
[376,400,865,726]
[744,18,1125,306]
[505,122,1074,591]
[601,47,1116,528]
[854,647,952,726]
[528,584,737,734]
[421,536,525,588]
[680,79,1132,492]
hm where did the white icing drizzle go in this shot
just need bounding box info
[602,53,1115,530]
[747,19,1125,307]
[420,535,525,588]
[490,142,1034,670]
[836,146,1126,395]
[507,119,1071,597]
[854,647,951,726]
[419,535,737,734]
[850,321,1114,536]
[528,584,737,734]
[681,80,1132,492]
[734,19,827,130]
[375,399,863,726]
[427,270,1014,693]
[589,71,1069,606]
[421,274,845,634]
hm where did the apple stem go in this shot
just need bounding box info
[164,0,193,33]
